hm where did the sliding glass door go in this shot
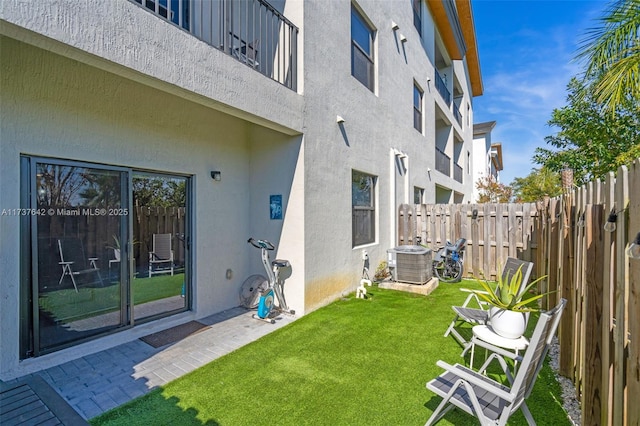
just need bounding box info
[21,157,190,357]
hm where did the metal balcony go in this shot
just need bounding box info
[453,103,462,126]
[453,163,463,183]
[131,0,298,91]
[435,72,451,107]
[435,148,451,176]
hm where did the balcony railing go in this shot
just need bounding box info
[435,148,451,176]
[435,72,451,106]
[131,0,298,91]
[453,163,463,183]
[453,103,462,126]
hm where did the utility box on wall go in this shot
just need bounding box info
[387,246,433,284]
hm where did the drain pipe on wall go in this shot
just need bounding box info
[390,148,409,246]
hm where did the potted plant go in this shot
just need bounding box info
[106,235,139,261]
[473,264,549,339]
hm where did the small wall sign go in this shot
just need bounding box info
[270,195,282,220]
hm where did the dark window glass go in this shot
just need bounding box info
[352,170,376,246]
[414,84,423,132]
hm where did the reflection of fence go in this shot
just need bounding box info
[37,206,186,284]
[134,206,186,270]
[397,203,539,279]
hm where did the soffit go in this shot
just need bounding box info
[428,0,483,97]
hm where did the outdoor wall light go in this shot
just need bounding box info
[210,171,221,181]
[626,232,640,260]
[336,115,345,124]
[391,21,399,30]
[472,209,478,220]
[604,211,618,232]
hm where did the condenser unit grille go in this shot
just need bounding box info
[396,250,432,284]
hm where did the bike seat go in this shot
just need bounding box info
[272,259,290,268]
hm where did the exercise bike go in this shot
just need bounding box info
[432,238,466,283]
[246,237,295,323]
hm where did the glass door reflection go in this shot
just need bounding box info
[35,163,127,352]
[132,173,188,321]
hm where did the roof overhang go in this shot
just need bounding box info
[473,120,496,137]
[490,143,503,171]
[428,0,483,97]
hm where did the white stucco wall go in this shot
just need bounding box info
[0,0,481,377]
[299,0,476,310]
[0,0,304,135]
[0,37,304,379]
[472,132,492,202]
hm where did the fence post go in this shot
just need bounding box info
[600,172,616,425]
[582,204,604,425]
[613,166,629,426]
[627,159,640,426]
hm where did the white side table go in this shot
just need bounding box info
[469,324,529,370]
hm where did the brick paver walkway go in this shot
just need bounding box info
[8,307,293,420]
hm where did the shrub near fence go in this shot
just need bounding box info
[397,202,539,279]
[537,159,640,426]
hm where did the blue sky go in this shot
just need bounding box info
[471,0,609,184]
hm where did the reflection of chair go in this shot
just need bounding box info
[57,238,102,292]
[444,258,534,348]
[148,234,174,277]
[109,248,121,279]
[425,299,566,426]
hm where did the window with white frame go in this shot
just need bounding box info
[352,170,376,246]
[414,82,423,133]
[351,5,375,92]
[414,186,424,204]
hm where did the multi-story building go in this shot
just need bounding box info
[0,0,482,379]
[472,120,504,201]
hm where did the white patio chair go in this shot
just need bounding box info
[443,258,534,348]
[148,233,174,277]
[57,238,102,292]
[425,298,566,426]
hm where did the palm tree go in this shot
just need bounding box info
[576,0,640,113]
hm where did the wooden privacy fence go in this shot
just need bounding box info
[397,203,539,279]
[397,159,640,425]
[536,160,640,426]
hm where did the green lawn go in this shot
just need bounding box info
[91,280,570,426]
[40,273,184,322]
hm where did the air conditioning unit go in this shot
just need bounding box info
[387,246,433,284]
